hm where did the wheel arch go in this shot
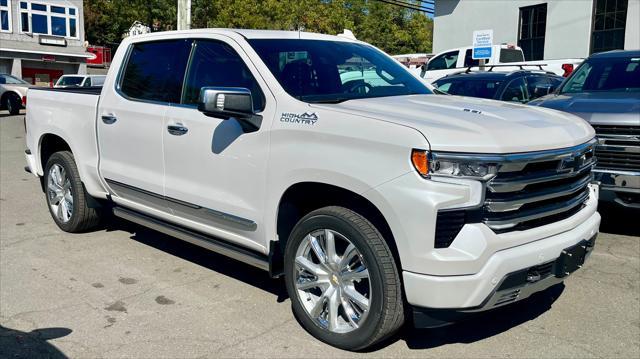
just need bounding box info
[39,133,73,171]
[271,181,401,277]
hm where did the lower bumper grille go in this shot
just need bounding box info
[593,124,640,172]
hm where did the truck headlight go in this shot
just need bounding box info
[411,149,498,180]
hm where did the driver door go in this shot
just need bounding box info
[162,38,275,252]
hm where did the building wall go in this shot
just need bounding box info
[626,0,640,49]
[434,0,640,59]
[0,0,87,82]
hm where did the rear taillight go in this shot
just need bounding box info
[561,63,574,77]
[22,96,27,106]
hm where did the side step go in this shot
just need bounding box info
[113,206,270,271]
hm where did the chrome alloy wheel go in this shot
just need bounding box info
[293,229,371,333]
[47,164,73,223]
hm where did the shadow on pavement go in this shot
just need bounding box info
[0,325,71,358]
[103,215,569,351]
[106,217,289,302]
[397,283,565,350]
[598,202,640,237]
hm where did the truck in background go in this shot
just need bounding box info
[414,44,583,83]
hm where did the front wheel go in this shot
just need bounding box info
[44,151,101,232]
[284,206,404,350]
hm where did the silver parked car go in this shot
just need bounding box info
[530,50,640,209]
[0,74,30,115]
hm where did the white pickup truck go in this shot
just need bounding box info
[24,29,600,350]
[415,44,584,83]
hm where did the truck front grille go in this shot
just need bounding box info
[482,141,595,233]
[592,125,640,172]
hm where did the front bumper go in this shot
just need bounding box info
[594,169,640,208]
[403,209,600,310]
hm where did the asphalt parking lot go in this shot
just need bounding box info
[1,112,639,358]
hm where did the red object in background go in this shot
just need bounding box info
[87,46,112,68]
[22,67,64,88]
[561,63,574,77]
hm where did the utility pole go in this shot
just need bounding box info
[177,0,191,31]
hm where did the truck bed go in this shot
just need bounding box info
[29,86,103,95]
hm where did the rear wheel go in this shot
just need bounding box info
[44,151,101,232]
[4,93,21,115]
[284,206,404,350]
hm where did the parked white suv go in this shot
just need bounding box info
[24,29,600,350]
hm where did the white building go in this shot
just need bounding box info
[433,0,640,60]
[0,0,90,86]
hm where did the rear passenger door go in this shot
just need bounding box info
[98,39,191,212]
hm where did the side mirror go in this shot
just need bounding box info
[198,87,262,132]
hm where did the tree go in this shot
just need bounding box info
[84,0,433,54]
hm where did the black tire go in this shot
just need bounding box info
[4,92,22,115]
[44,151,101,232]
[284,206,404,351]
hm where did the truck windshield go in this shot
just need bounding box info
[560,56,640,93]
[248,39,431,103]
[57,76,84,86]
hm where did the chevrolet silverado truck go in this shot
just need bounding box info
[24,29,600,350]
[530,50,640,209]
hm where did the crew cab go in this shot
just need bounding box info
[415,44,583,83]
[24,29,600,350]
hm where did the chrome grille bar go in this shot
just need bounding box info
[485,173,592,212]
[481,140,596,232]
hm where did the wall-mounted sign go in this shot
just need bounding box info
[39,35,67,47]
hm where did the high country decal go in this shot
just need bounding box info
[280,112,318,125]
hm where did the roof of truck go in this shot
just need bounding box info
[128,28,357,42]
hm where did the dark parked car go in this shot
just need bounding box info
[529,50,640,208]
[432,68,564,103]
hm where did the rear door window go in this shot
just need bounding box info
[120,39,192,103]
[434,78,503,99]
[525,76,552,100]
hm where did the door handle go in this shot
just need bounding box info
[101,115,117,124]
[167,124,188,136]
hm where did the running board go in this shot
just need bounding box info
[112,207,270,271]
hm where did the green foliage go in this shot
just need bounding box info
[84,0,433,54]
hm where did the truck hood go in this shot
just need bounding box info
[529,92,640,126]
[318,94,595,153]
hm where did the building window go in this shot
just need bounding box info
[518,3,547,61]
[0,0,11,33]
[591,0,628,54]
[19,1,79,39]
